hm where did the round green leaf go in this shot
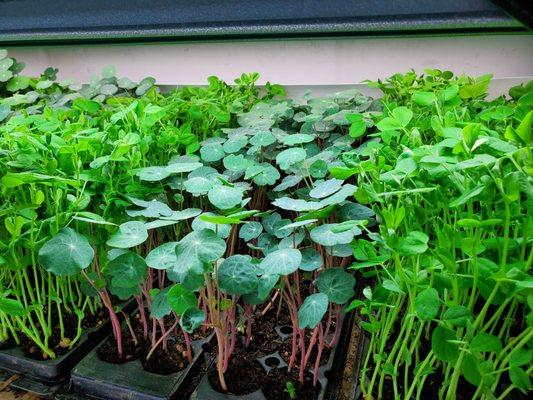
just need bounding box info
[245,163,280,186]
[276,148,306,170]
[281,133,315,145]
[208,185,244,210]
[249,131,276,147]
[7,76,30,92]
[167,284,197,315]
[218,255,258,295]
[146,242,178,270]
[272,197,321,212]
[309,178,344,199]
[223,135,248,153]
[108,251,147,288]
[443,305,472,327]
[174,229,226,274]
[414,288,440,321]
[310,159,328,178]
[150,288,172,320]
[39,228,94,276]
[180,308,205,333]
[397,231,429,256]
[136,166,170,182]
[239,222,263,242]
[300,248,323,271]
[200,143,224,162]
[0,298,25,316]
[298,293,328,329]
[259,248,301,275]
[317,268,355,304]
[184,176,214,195]
[310,224,359,247]
[273,175,302,192]
[106,221,148,249]
[192,213,231,238]
[223,154,250,172]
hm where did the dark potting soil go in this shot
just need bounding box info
[208,344,267,395]
[96,313,194,375]
[21,309,106,361]
[0,335,17,350]
[262,367,321,400]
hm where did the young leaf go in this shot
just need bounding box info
[174,229,226,274]
[317,268,355,304]
[259,248,302,275]
[106,221,148,249]
[298,293,328,329]
[39,228,94,276]
[180,308,206,333]
[145,242,178,270]
[414,288,440,321]
[167,284,197,315]
[218,255,258,295]
[107,252,147,288]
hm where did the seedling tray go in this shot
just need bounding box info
[71,333,212,400]
[194,312,352,400]
[0,300,135,391]
[0,318,115,385]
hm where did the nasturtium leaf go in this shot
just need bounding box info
[150,288,172,320]
[309,178,344,199]
[259,248,302,275]
[0,298,25,316]
[100,84,118,96]
[443,305,472,327]
[108,248,128,261]
[281,133,315,145]
[160,208,202,221]
[117,77,136,89]
[218,255,258,295]
[249,131,276,147]
[245,163,280,186]
[347,114,367,138]
[135,77,156,96]
[339,202,374,222]
[166,162,203,174]
[298,293,328,329]
[397,231,429,256]
[146,242,178,270]
[200,143,225,162]
[414,288,440,321]
[470,332,502,353]
[317,268,355,304]
[167,284,197,315]
[126,198,173,218]
[257,274,279,299]
[319,184,357,207]
[136,166,170,182]
[109,284,140,300]
[107,252,147,288]
[208,185,244,210]
[223,154,250,172]
[106,221,148,249]
[432,326,459,363]
[276,148,306,170]
[273,197,321,212]
[39,228,94,276]
[192,213,231,238]
[184,176,214,195]
[273,175,302,192]
[174,229,226,274]
[239,222,263,241]
[300,248,323,271]
[310,224,359,247]
[180,308,205,333]
[280,219,317,231]
[223,135,248,153]
[310,159,328,178]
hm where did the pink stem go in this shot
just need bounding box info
[303,325,319,367]
[136,295,148,339]
[146,318,179,360]
[159,320,168,351]
[313,324,324,387]
[244,305,253,348]
[327,306,342,347]
[184,330,193,362]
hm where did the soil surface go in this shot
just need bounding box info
[21,309,106,360]
[262,368,321,400]
[208,344,266,395]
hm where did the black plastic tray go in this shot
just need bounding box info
[194,314,350,400]
[71,332,212,400]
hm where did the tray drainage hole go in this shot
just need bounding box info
[280,326,292,335]
[265,357,280,367]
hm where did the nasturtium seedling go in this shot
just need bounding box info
[259,248,302,275]
[309,178,344,199]
[310,223,360,247]
[218,255,258,295]
[106,221,148,249]
[145,242,179,270]
[298,293,329,329]
[174,229,226,274]
[180,308,205,333]
[39,228,95,276]
[239,222,263,241]
[208,184,244,210]
[107,251,147,288]
[167,284,197,315]
[317,268,355,304]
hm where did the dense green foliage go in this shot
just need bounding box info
[0,49,531,400]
